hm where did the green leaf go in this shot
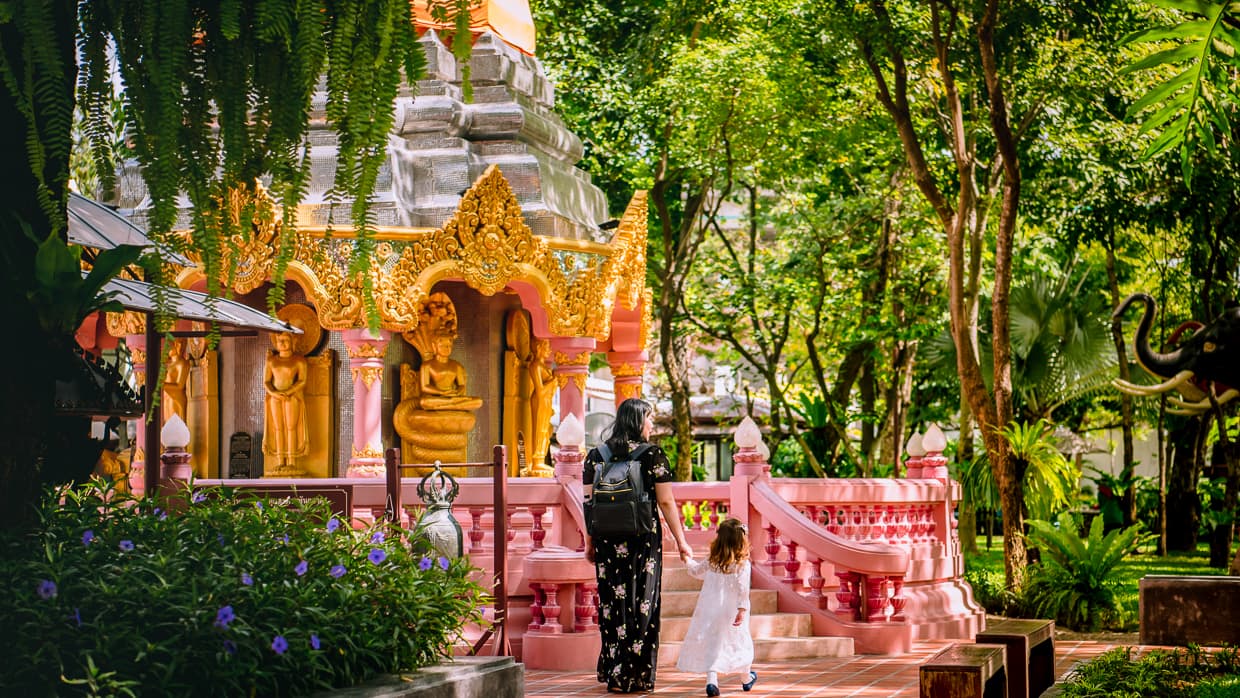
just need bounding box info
[1121,42,1202,75]
[1147,0,1224,15]
[1122,19,1212,45]
[1128,66,1195,115]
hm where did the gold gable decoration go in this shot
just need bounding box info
[175,166,649,342]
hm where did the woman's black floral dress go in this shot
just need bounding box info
[585,440,673,693]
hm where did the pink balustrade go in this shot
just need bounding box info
[193,435,983,667]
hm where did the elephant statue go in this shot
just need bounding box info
[1112,292,1240,414]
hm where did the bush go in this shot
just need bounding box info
[0,481,485,696]
[1060,645,1240,697]
[1023,511,1144,631]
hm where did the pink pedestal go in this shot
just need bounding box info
[549,337,594,421]
[521,546,600,670]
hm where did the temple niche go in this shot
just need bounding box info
[105,4,654,481]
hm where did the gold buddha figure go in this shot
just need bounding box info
[527,339,556,473]
[419,331,483,411]
[162,338,190,423]
[263,331,309,470]
[393,294,481,467]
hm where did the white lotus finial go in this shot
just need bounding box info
[734,417,762,449]
[922,423,947,453]
[905,432,925,458]
[161,414,191,449]
[556,413,585,448]
[756,438,771,461]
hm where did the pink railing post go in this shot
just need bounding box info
[541,583,563,633]
[808,557,827,609]
[783,539,801,586]
[528,582,545,632]
[835,571,857,621]
[530,506,547,550]
[468,506,485,553]
[889,576,906,622]
[865,575,888,622]
[574,583,598,632]
[764,523,782,576]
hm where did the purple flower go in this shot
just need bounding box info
[214,605,235,629]
[191,491,206,504]
[271,635,288,655]
[71,608,81,627]
[310,634,321,650]
[153,507,167,521]
[368,548,387,565]
[118,540,134,552]
[419,556,433,571]
[223,639,237,655]
[330,564,347,579]
[281,533,289,545]
[254,501,264,511]
[217,534,226,546]
[438,556,449,571]
[241,572,253,586]
[370,531,385,544]
[81,530,94,545]
[37,579,57,599]
[326,518,340,533]
[294,560,308,576]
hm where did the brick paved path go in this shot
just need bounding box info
[525,638,1133,697]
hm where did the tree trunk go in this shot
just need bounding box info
[1165,416,1205,551]
[1104,235,1138,526]
[0,0,78,529]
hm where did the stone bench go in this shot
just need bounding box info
[1140,575,1240,646]
[976,618,1054,698]
[920,643,1008,698]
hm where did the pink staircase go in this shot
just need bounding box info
[657,554,854,667]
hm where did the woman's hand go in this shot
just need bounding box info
[677,539,692,563]
[733,608,746,627]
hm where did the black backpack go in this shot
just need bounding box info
[585,443,655,537]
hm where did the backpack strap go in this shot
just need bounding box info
[625,443,653,502]
[592,443,613,486]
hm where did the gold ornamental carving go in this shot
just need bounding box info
[351,365,383,389]
[107,310,146,337]
[611,362,644,378]
[616,382,642,402]
[553,350,591,366]
[130,347,147,365]
[347,342,387,359]
[276,303,323,356]
[352,444,384,460]
[555,373,587,393]
[165,166,650,346]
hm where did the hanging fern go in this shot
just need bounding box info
[1121,1,1240,185]
[75,0,426,330]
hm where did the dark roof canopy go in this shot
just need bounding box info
[68,192,193,266]
[99,276,302,334]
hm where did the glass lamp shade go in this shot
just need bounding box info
[556,413,585,448]
[161,414,191,448]
[734,416,762,449]
[922,423,947,453]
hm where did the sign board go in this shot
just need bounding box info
[228,432,253,479]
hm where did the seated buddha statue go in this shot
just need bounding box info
[419,331,482,411]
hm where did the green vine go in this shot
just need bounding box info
[74,0,426,329]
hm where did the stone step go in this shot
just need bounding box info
[661,565,703,592]
[657,635,855,667]
[660,612,813,642]
[661,589,778,617]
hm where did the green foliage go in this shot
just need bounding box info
[26,230,143,335]
[1121,1,1240,184]
[0,481,484,696]
[1003,420,1079,522]
[1060,646,1240,697]
[1024,512,1145,631]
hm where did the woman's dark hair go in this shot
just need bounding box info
[605,398,653,451]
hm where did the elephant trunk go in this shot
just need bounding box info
[1114,292,1187,378]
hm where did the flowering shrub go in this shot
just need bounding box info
[0,481,485,696]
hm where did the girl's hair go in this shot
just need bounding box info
[708,518,750,573]
[604,398,653,452]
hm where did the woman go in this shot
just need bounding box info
[584,398,693,693]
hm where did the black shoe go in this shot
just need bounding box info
[742,672,758,692]
[706,684,720,697]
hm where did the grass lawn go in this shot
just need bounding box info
[963,537,1236,630]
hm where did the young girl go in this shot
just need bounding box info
[676,518,758,696]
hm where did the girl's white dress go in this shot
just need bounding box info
[675,559,754,674]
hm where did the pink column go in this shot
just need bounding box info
[554,442,586,551]
[607,350,647,408]
[549,337,595,421]
[343,329,392,478]
[125,333,148,496]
